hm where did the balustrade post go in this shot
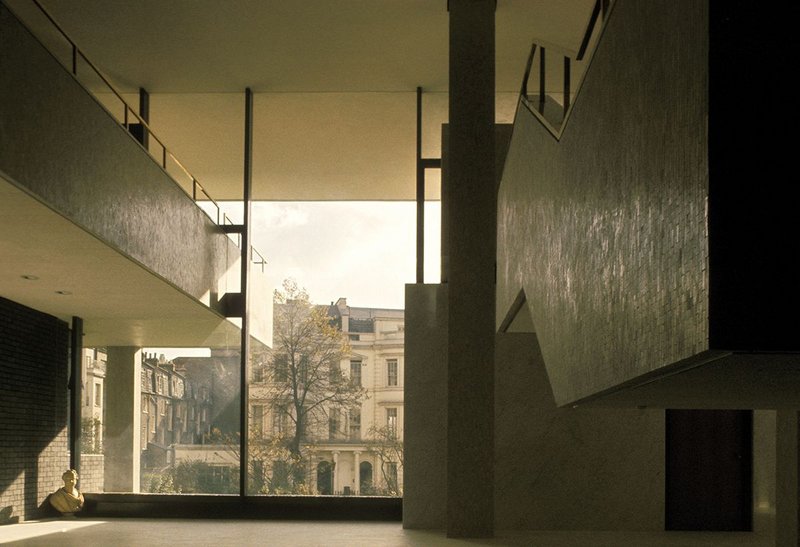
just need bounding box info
[539,47,546,113]
[563,56,571,115]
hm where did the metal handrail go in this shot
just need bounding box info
[251,248,268,273]
[576,0,603,61]
[519,0,613,137]
[24,0,267,271]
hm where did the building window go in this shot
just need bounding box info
[94,383,102,407]
[329,408,340,440]
[252,404,264,436]
[272,405,288,436]
[386,407,397,438]
[274,354,288,383]
[175,378,184,398]
[350,360,362,387]
[387,359,398,387]
[272,460,290,491]
[252,365,264,383]
[349,407,361,440]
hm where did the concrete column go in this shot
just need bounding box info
[776,410,799,547]
[332,451,340,495]
[354,451,361,495]
[403,284,448,529]
[447,0,495,538]
[103,347,141,492]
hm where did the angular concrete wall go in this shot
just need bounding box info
[0,4,236,305]
[497,0,709,405]
[495,332,664,531]
[403,287,665,532]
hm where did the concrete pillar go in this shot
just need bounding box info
[776,410,799,546]
[103,347,141,492]
[403,284,448,529]
[354,451,361,495]
[332,450,340,495]
[447,0,495,538]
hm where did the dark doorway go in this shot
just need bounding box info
[316,461,333,495]
[665,409,752,530]
[359,461,373,494]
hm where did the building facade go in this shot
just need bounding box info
[80,348,106,454]
[249,298,405,496]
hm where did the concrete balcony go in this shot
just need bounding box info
[0,3,266,348]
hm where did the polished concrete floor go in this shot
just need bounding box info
[0,519,776,547]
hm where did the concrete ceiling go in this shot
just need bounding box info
[6,0,596,201]
[0,176,241,347]
[2,0,595,346]
[9,0,594,93]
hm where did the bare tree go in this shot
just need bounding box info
[266,279,366,485]
[366,424,404,495]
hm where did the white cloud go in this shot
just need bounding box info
[247,201,440,309]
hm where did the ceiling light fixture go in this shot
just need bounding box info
[21,274,39,280]
[55,290,72,295]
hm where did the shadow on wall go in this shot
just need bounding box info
[494,331,666,531]
[0,297,70,522]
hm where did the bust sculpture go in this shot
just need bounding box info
[49,469,84,515]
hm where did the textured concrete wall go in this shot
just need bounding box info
[0,4,236,304]
[497,0,709,405]
[403,296,665,532]
[403,284,448,529]
[0,296,70,522]
[753,411,776,535]
[775,410,799,546]
[495,332,664,531]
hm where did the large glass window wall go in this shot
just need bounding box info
[80,330,242,494]
[75,200,435,499]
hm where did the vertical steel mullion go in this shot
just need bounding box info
[563,56,571,116]
[69,316,83,474]
[239,88,253,498]
[416,87,425,284]
[539,47,546,113]
[139,87,150,149]
[520,43,536,98]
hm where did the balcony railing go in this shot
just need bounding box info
[519,0,614,139]
[12,0,267,272]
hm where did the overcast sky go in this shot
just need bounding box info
[250,201,440,310]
